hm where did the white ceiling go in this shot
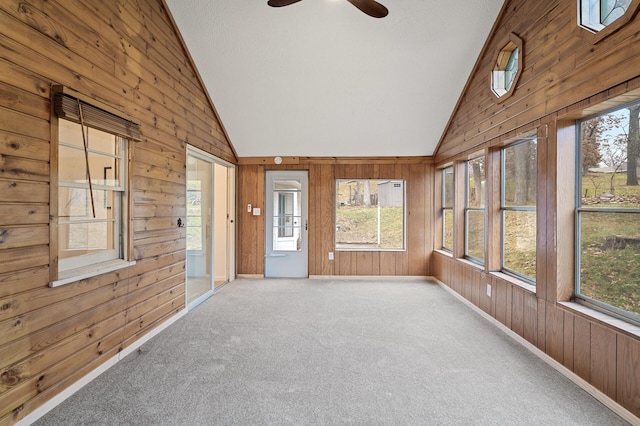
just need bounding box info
[165,0,504,158]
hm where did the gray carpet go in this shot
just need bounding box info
[35,278,629,425]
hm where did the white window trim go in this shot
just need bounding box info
[51,259,137,288]
[57,129,128,274]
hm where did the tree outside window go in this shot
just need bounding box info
[502,138,537,282]
[335,179,405,250]
[577,100,640,321]
[465,156,485,263]
[442,167,454,251]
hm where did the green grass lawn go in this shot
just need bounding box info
[579,174,639,315]
[336,206,404,249]
[579,211,640,315]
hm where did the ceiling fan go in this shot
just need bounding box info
[267,0,389,19]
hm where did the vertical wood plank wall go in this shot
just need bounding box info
[237,159,433,277]
[0,1,235,424]
[433,0,640,418]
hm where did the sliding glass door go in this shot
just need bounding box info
[186,147,234,309]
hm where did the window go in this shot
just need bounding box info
[465,156,485,263]
[335,179,405,250]
[491,33,523,100]
[58,120,126,270]
[52,87,139,283]
[441,167,454,251]
[501,138,537,282]
[579,0,632,32]
[577,100,640,322]
[187,156,206,251]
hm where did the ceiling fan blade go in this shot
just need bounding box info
[267,0,304,7]
[346,0,388,18]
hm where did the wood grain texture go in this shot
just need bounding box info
[237,159,432,277]
[573,315,592,382]
[430,0,640,417]
[0,0,236,421]
[617,334,640,417]
[590,323,618,400]
[544,302,564,364]
[563,311,575,371]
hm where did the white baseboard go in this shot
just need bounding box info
[236,274,264,279]
[433,278,640,426]
[309,275,430,281]
[17,308,188,426]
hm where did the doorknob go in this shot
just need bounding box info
[305,220,308,231]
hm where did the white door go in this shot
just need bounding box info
[265,170,308,278]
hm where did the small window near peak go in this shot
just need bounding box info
[491,34,523,101]
[580,0,632,32]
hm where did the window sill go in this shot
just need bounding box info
[434,249,453,257]
[458,257,485,271]
[559,302,640,339]
[51,259,137,288]
[490,271,536,295]
[335,248,406,252]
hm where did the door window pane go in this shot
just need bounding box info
[273,180,302,251]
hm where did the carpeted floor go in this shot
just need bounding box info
[35,278,630,425]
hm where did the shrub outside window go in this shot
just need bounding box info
[335,179,405,250]
[577,100,640,322]
[501,138,537,282]
[442,167,454,251]
[465,156,485,263]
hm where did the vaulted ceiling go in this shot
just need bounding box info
[165,0,505,158]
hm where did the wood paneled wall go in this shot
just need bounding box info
[237,158,433,277]
[436,0,640,162]
[0,1,234,424]
[433,0,640,418]
[433,254,640,418]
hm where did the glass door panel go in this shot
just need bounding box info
[186,154,213,306]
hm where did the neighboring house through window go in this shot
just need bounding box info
[335,179,406,250]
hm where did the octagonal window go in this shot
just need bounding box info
[491,34,523,100]
[580,0,632,31]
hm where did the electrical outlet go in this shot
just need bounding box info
[328,252,334,260]
[486,284,492,297]
[247,204,252,212]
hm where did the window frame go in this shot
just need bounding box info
[57,122,127,271]
[577,0,640,44]
[441,166,454,252]
[50,86,138,287]
[575,101,640,325]
[500,137,537,284]
[464,155,485,265]
[490,33,523,101]
[334,179,407,252]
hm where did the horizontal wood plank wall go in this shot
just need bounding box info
[0,0,235,424]
[432,0,640,418]
[237,159,433,277]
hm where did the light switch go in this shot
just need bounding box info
[252,207,261,216]
[247,204,252,212]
